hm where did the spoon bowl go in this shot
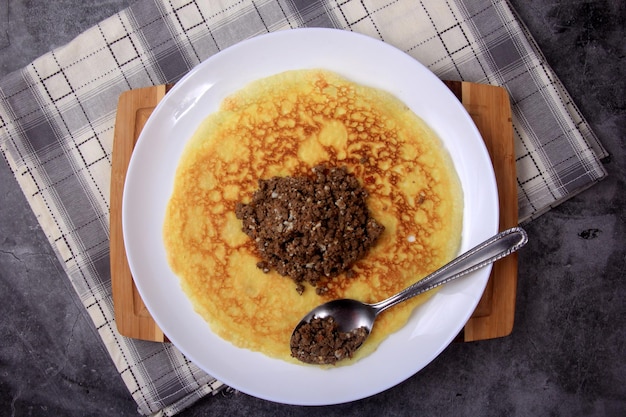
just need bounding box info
[297,298,377,333]
[290,227,528,364]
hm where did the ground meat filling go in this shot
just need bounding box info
[235,165,384,294]
[290,316,369,365]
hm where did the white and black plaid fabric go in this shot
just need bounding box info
[0,0,607,415]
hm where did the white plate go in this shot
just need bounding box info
[123,28,499,405]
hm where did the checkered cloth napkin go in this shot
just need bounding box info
[0,0,608,415]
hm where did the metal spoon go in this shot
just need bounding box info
[290,227,528,362]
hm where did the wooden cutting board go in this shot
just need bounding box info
[443,81,518,342]
[110,84,171,342]
[110,81,516,343]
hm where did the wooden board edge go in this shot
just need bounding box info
[459,81,519,341]
[110,86,168,342]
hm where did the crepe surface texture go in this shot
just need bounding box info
[163,69,463,364]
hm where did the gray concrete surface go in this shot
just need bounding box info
[1,0,624,416]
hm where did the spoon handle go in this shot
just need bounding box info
[371,227,528,314]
